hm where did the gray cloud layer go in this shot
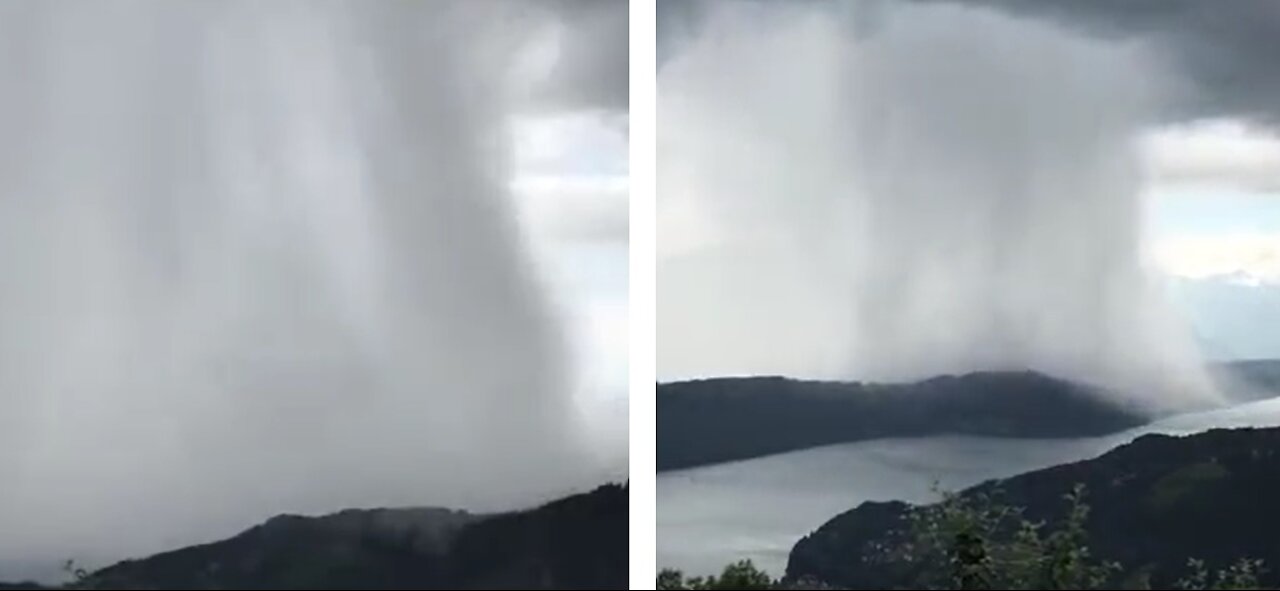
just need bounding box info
[923,0,1280,126]
[658,0,1217,409]
[0,1,624,582]
[660,0,1280,126]
[543,1,629,111]
[519,0,629,113]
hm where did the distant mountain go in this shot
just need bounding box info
[657,371,1147,472]
[1212,358,1280,400]
[787,427,1280,589]
[4,483,626,590]
[1169,275,1280,363]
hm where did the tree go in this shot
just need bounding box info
[1176,558,1267,590]
[666,482,1269,589]
[656,560,775,589]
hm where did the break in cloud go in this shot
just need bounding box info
[1141,120,1280,192]
[1139,120,1280,285]
[1138,122,1280,285]
[512,113,629,245]
[930,0,1280,286]
[509,110,629,469]
[1154,233,1280,285]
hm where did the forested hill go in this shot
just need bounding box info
[658,371,1146,471]
[2,483,627,590]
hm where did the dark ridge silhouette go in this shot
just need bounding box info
[787,427,1280,589]
[657,370,1148,472]
[657,361,1280,472]
[16,483,627,590]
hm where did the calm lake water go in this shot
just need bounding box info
[657,398,1280,577]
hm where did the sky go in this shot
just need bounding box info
[1142,120,1280,283]
[510,112,629,454]
[1140,120,1280,360]
[0,2,627,583]
[508,0,629,450]
[657,0,1280,384]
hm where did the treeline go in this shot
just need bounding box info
[659,485,1267,590]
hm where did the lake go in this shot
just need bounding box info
[657,397,1280,577]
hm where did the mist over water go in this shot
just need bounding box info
[0,1,611,577]
[659,1,1218,411]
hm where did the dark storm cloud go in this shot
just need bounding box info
[921,0,1280,126]
[658,0,704,64]
[660,0,1280,126]
[527,0,629,112]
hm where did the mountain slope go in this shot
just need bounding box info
[658,371,1146,471]
[787,427,1280,589]
[73,483,626,590]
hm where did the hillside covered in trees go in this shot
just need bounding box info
[2,484,627,590]
[658,371,1148,471]
[659,361,1280,472]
